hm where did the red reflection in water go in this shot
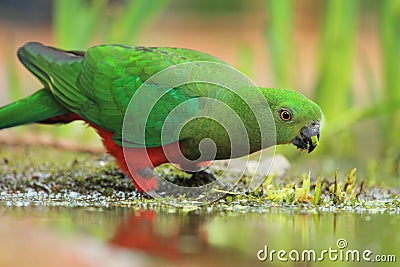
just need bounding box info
[108,209,208,260]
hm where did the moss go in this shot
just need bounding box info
[0,144,398,213]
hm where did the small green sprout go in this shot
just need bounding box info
[313,177,322,205]
[311,135,319,147]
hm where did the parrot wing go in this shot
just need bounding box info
[76,45,226,147]
[17,42,227,147]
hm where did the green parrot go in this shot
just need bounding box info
[0,42,322,191]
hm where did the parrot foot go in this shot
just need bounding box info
[167,170,217,187]
[189,170,216,184]
[131,167,157,192]
[137,167,154,179]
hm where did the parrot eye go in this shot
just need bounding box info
[279,108,292,121]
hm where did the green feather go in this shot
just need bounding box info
[0,42,322,159]
[0,89,68,129]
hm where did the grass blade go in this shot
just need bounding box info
[53,0,107,49]
[107,0,168,43]
[314,0,358,120]
[379,0,400,150]
[264,0,294,88]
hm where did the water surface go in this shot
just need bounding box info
[1,206,398,267]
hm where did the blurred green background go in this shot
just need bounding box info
[0,0,399,184]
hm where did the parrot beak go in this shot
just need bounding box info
[292,121,320,153]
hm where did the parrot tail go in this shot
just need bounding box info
[0,88,69,130]
[17,42,84,88]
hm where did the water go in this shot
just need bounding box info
[1,206,398,267]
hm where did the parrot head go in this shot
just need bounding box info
[261,88,322,153]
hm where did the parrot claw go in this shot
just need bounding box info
[134,167,157,192]
[137,167,154,179]
[189,170,216,185]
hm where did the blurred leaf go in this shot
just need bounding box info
[106,0,168,43]
[5,40,22,101]
[264,0,294,88]
[322,96,400,138]
[314,0,358,120]
[236,43,254,78]
[379,0,400,149]
[53,0,107,49]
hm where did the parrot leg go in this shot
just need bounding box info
[176,160,212,173]
[36,113,214,191]
[36,113,157,191]
[188,170,216,184]
[90,123,191,192]
[91,124,219,191]
[90,125,159,192]
[175,161,217,186]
